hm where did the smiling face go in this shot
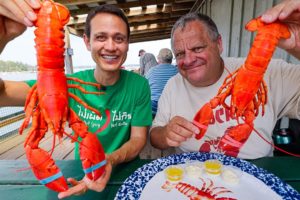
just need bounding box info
[173,20,224,87]
[84,12,129,72]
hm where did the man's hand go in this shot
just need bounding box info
[163,116,199,147]
[0,0,40,26]
[0,16,26,53]
[0,0,41,53]
[57,160,112,199]
[261,0,300,58]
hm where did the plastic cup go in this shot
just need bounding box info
[204,159,222,175]
[164,165,184,182]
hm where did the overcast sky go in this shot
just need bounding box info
[0,27,171,67]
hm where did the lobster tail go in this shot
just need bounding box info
[34,0,70,69]
[244,17,291,73]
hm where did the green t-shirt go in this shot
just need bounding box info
[26,69,152,159]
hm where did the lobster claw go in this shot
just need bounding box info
[25,146,68,192]
[80,133,106,180]
[193,102,214,140]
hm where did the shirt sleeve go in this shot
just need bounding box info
[24,79,37,87]
[267,59,300,119]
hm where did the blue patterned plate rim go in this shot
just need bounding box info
[115,152,300,200]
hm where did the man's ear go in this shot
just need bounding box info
[83,34,91,51]
[217,35,223,54]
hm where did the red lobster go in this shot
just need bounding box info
[193,17,291,156]
[162,178,236,200]
[19,0,109,192]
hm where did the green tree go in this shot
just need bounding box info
[0,60,33,72]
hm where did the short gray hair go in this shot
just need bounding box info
[157,48,173,63]
[171,12,220,50]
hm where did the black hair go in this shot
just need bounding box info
[84,4,130,40]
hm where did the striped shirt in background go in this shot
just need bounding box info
[145,63,178,115]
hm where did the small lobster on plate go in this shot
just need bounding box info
[193,17,291,156]
[162,179,236,200]
[19,0,109,192]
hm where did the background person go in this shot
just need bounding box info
[138,49,145,57]
[150,0,300,160]
[0,2,152,199]
[139,52,158,76]
[145,48,178,117]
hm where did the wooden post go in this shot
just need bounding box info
[64,27,74,74]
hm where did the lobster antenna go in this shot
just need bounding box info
[245,119,300,158]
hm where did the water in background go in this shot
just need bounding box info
[0,65,139,81]
[0,67,91,81]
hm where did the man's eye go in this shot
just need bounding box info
[194,46,205,53]
[176,52,184,59]
[115,36,125,43]
[96,35,106,41]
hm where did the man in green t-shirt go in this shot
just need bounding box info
[0,2,152,199]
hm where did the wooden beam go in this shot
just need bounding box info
[130,32,171,43]
[130,18,178,27]
[127,10,187,22]
[190,0,206,13]
[131,23,173,34]
[56,0,108,6]
[56,0,176,6]
[172,1,196,11]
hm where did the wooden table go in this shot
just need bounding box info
[0,156,299,200]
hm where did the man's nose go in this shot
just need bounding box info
[104,38,116,51]
[183,51,196,66]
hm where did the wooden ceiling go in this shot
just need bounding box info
[56,0,204,43]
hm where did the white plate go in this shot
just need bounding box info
[115,152,300,200]
[140,163,280,199]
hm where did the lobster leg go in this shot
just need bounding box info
[67,77,104,90]
[68,84,105,95]
[68,109,106,181]
[19,86,38,134]
[193,90,232,140]
[68,92,111,133]
[25,107,68,192]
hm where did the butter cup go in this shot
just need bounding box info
[164,165,184,182]
[204,159,222,175]
[222,166,242,184]
[185,161,203,179]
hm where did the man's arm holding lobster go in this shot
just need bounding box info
[150,116,199,150]
[261,0,300,60]
[58,126,148,199]
[0,79,30,106]
[0,0,39,106]
[0,0,41,53]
